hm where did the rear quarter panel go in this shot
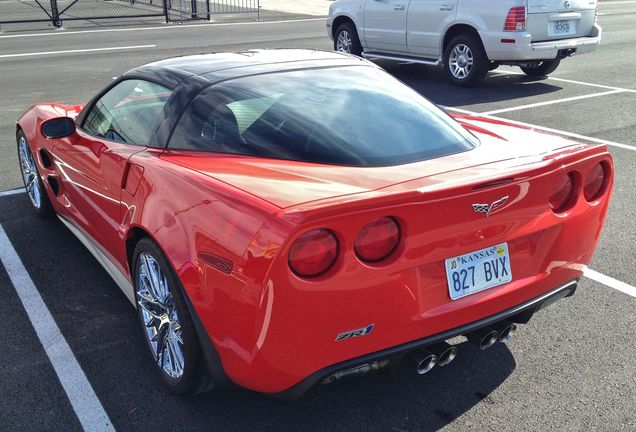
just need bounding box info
[120,150,286,385]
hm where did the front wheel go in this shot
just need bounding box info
[443,34,489,87]
[133,238,203,395]
[17,131,53,217]
[519,59,561,76]
[334,22,362,56]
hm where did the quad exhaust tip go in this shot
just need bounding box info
[414,349,438,375]
[493,320,517,344]
[429,342,458,367]
[466,327,499,350]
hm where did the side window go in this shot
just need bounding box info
[82,79,171,145]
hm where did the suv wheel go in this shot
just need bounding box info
[443,34,489,87]
[334,22,362,56]
[519,59,561,77]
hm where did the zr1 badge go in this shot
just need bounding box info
[335,324,374,341]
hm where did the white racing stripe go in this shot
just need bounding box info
[584,268,636,298]
[443,106,636,152]
[0,18,325,39]
[0,187,25,196]
[0,224,115,432]
[481,89,624,115]
[0,44,156,59]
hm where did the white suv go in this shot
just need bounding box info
[327,0,601,86]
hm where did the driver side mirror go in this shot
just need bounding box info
[41,117,76,139]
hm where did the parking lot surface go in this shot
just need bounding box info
[0,2,635,431]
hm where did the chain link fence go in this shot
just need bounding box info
[0,0,260,32]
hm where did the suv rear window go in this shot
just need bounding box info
[168,66,477,166]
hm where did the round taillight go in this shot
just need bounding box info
[549,173,576,213]
[355,217,400,263]
[584,162,607,202]
[289,229,338,278]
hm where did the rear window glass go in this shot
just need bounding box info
[168,66,477,166]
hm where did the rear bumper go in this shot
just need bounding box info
[274,279,577,399]
[482,23,601,61]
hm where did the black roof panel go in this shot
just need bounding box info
[124,49,367,88]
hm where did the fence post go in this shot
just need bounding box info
[190,0,198,19]
[162,0,170,23]
[50,0,62,28]
[206,0,211,21]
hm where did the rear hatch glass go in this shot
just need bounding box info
[168,66,478,167]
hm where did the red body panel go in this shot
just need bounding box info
[18,103,613,394]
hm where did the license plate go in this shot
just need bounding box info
[551,20,574,35]
[445,243,513,300]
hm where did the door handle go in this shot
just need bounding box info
[394,4,406,10]
[440,4,455,11]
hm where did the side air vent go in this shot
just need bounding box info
[48,176,60,196]
[39,149,52,168]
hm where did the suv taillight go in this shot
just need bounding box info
[504,7,526,31]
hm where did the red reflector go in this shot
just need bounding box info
[584,162,607,201]
[501,38,516,44]
[504,7,526,31]
[289,229,338,278]
[549,173,576,213]
[355,217,400,263]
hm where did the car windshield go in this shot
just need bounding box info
[169,66,478,166]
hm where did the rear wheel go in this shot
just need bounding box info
[334,22,362,56]
[519,59,561,76]
[133,238,203,395]
[443,34,489,87]
[17,131,53,217]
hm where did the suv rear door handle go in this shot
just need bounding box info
[394,4,406,10]
[440,4,455,10]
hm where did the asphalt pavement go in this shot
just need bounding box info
[0,2,635,431]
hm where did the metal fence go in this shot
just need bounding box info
[0,0,260,32]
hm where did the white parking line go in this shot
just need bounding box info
[0,225,115,432]
[584,268,636,298]
[0,18,325,39]
[491,70,636,94]
[444,106,636,151]
[0,187,25,196]
[481,89,624,115]
[0,44,156,59]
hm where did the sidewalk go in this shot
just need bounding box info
[260,0,331,17]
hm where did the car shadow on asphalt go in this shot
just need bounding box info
[192,342,516,432]
[0,185,516,432]
[385,62,563,108]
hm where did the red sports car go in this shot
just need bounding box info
[16,49,613,396]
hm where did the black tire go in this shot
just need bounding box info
[334,21,363,56]
[519,59,561,76]
[133,238,203,395]
[16,130,54,217]
[443,33,489,87]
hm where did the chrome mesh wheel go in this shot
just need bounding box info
[18,136,42,209]
[136,252,185,379]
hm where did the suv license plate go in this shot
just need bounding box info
[445,243,513,300]
[552,20,573,35]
